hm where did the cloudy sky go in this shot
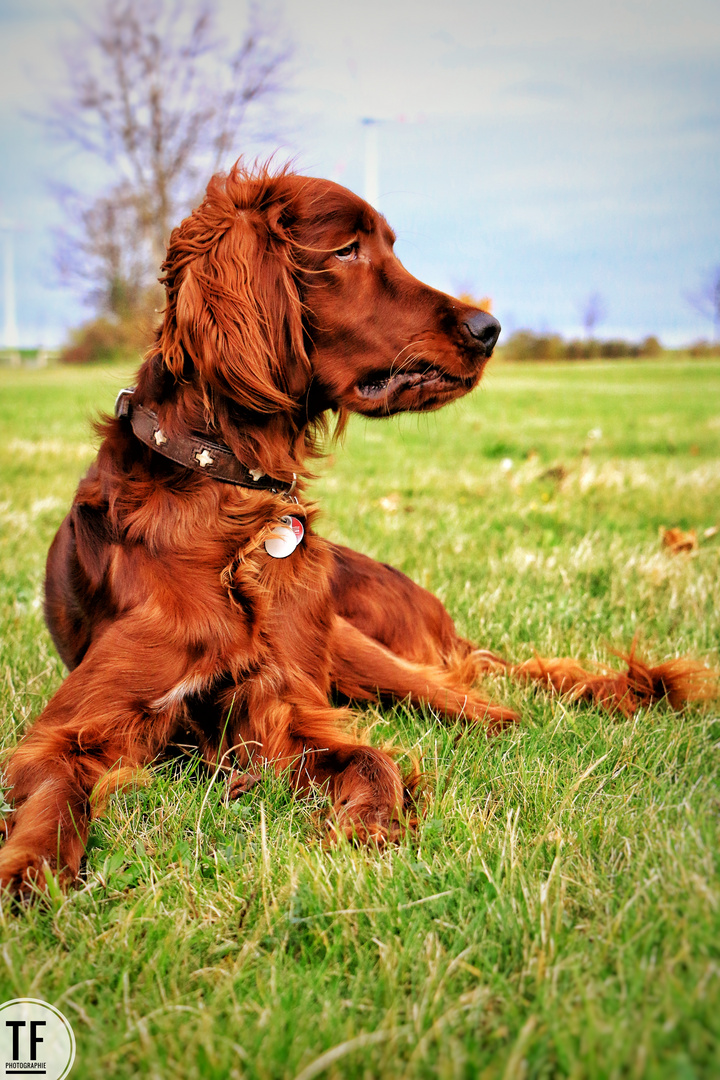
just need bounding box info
[1,0,719,347]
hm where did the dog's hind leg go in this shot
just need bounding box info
[329,544,716,718]
[330,616,517,732]
[328,543,485,664]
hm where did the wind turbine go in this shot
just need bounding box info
[361,118,380,209]
[0,218,20,352]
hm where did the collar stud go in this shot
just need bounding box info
[195,448,215,468]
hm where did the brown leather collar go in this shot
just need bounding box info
[115,389,296,494]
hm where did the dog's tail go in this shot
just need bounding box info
[470,641,718,717]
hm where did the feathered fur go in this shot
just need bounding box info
[0,163,715,897]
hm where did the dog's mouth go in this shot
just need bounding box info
[356,364,479,403]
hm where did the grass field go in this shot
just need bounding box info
[0,357,719,1079]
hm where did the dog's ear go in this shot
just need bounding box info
[159,175,309,414]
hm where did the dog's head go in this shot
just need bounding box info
[158,165,499,424]
[287,175,500,418]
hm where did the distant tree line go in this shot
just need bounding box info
[499,331,720,362]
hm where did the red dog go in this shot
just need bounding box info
[0,166,712,895]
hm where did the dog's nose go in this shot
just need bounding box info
[463,311,501,355]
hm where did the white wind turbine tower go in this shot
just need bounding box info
[362,118,380,209]
[0,219,20,352]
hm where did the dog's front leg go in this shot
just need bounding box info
[0,613,201,896]
[232,676,408,844]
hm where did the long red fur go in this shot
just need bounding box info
[1,164,716,897]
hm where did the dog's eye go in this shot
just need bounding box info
[334,241,359,261]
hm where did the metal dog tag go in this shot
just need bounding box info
[264,515,304,559]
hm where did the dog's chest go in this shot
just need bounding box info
[236,527,335,672]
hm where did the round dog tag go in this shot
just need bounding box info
[265,515,305,559]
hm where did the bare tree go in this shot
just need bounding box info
[580,292,607,339]
[48,0,292,321]
[686,266,720,342]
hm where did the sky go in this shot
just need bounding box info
[0,0,719,348]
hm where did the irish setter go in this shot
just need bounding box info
[0,165,713,895]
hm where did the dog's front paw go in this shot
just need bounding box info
[0,849,53,901]
[0,846,74,902]
[325,812,403,848]
[226,769,261,799]
[325,793,411,848]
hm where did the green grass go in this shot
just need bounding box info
[1,357,719,1079]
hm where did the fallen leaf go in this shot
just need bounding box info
[660,526,698,554]
[540,464,568,482]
